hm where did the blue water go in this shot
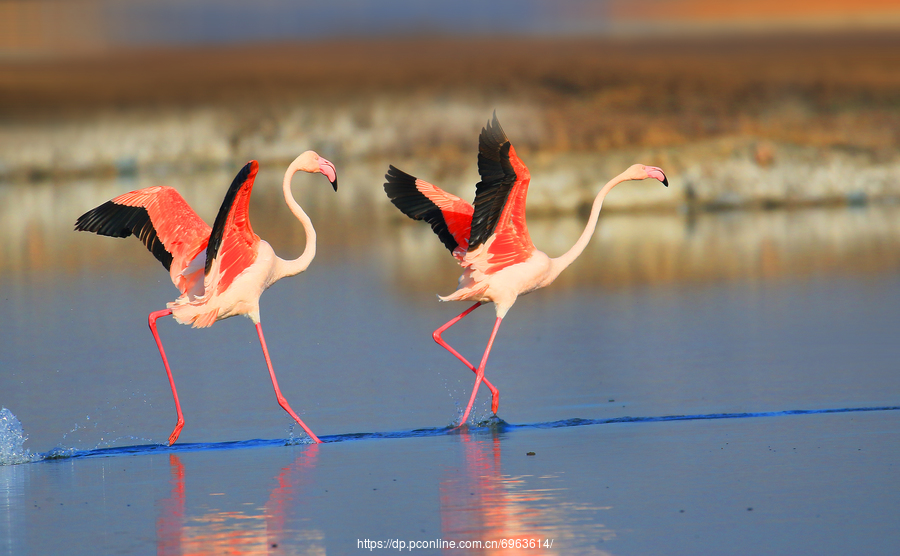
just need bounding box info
[3,405,897,556]
[3,405,895,464]
[3,194,900,554]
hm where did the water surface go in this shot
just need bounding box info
[1,175,899,554]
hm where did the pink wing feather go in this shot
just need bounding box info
[479,143,534,274]
[383,165,474,260]
[203,161,261,293]
[466,115,535,275]
[414,178,474,258]
[110,187,212,269]
[74,186,211,294]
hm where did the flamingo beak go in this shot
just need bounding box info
[318,157,338,191]
[645,166,668,187]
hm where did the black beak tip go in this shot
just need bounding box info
[662,176,669,187]
[331,179,338,192]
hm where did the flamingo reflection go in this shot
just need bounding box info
[440,431,615,555]
[157,447,322,555]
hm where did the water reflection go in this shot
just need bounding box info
[157,447,323,555]
[0,464,26,556]
[441,431,614,555]
[385,206,900,294]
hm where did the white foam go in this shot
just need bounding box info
[0,408,39,465]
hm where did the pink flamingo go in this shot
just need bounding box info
[384,114,667,425]
[75,151,337,445]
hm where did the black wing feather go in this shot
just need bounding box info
[205,161,254,275]
[74,201,173,271]
[468,113,517,251]
[384,165,459,254]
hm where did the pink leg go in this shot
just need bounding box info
[459,316,503,426]
[148,309,184,446]
[255,322,322,444]
[433,302,501,414]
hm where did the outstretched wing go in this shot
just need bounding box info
[384,165,474,258]
[204,161,261,292]
[467,113,535,273]
[74,186,211,272]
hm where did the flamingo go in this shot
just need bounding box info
[74,151,337,445]
[384,114,668,425]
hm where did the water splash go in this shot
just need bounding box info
[286,424,316,446]
[0,408,39,465]
[7,404,900,464]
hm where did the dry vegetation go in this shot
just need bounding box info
[2,33,899,151]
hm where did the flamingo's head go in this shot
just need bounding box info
[293,150,338,191]
[624,164,668,187]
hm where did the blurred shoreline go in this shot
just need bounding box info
[1,33,899,213]
[4,171,900,287]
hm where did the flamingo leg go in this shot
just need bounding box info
[458,316,503,426]
[148,308,185,446]
[433,302,500,413]
[255,322,322,444]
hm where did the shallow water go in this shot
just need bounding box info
[1,175,900,554]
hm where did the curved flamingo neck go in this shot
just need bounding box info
[274,162,317,280]
[549,170,630,279]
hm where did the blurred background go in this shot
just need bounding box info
[1,0,899,286]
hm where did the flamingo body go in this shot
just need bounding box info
[385,113,668,424]
[75,151,338,444]
[440,247,554,318]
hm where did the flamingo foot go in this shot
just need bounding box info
[455,410,507,430]
[457,389,479,427]
[149,308,185,446]
[451,420,471,433]
[168,419,184,446]
[456,316,503,427]
[255,322,322,444]
[277,396,322,444]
